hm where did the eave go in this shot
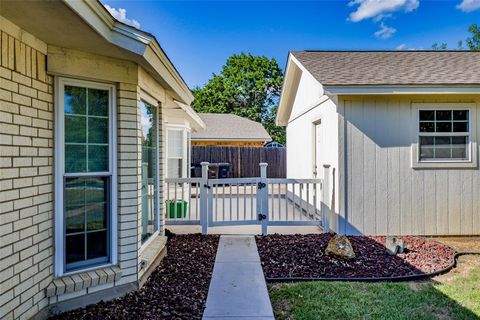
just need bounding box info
[324,85,480,96]
[66,0,194,104]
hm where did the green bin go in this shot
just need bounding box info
[167,200,188,218]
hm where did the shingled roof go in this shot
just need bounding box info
[191,114,272,142]
[291,51,480,86]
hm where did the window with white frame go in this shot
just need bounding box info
[418,109,470,161]
[55,78,116,275]
[140,101,159,244]
[167,127,189,178]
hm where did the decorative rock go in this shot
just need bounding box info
[325,234,356,260]
[385,236,405,255]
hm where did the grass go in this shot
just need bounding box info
[269,259,480,320]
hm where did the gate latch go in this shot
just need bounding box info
[257,182,266,189]
[258,214,267,221]
[204,184,211,189]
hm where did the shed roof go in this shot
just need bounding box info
[191,114,272,142]
[291,50,480,86]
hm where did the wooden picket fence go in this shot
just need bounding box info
[191,146,286,178]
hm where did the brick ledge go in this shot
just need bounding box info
[46,266,122,297]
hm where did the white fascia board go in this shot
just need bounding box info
[63,0,193,104]
[324,85,480,95]
[276,54,303,126]
[172,100,206,131]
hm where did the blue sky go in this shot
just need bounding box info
[101,0,480,88]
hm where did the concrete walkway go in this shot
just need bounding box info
[202,235,275,320]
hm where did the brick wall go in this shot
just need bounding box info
[0,30,54,319]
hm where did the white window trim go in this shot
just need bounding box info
[140,99,161,252]
[54,77,117,277]
[166,125,191,178]
[411,102,478,169]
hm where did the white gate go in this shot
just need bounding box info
[165,162,331,235]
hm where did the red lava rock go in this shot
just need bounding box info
[255,234,455,279]
[50,234,219,320]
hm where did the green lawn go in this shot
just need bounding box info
[269,263,480,320]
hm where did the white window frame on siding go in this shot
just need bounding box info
[411,102,478,169]
[166,125,191,178]
[139,99,161,252]
[54,77,118,277]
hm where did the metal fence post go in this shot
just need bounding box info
[259,163,269,236]
[322,164,331,233]
[200,162,209,235]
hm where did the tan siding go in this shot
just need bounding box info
[117,84,141,284]
[342,95,480,236]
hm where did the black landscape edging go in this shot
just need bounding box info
[265,251,480,283]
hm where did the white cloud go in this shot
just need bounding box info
[348,0,420,22]
[395,44,421,50]
[104,4,140,29]
[374,22,396,39]
[456,0,480,12]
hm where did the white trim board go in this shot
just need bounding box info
[325,85,480,95]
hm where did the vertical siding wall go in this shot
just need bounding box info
[340,96,480,236]
[0,30,54,319]
[117,84,142,285]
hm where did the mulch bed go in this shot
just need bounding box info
[50,234,219,320]
[256,234,455,280]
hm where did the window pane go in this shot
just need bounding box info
[65,86,86,115]
[435,136,451,145]
[168,159,183,178]
[66,234,85,264]
[419,136,434,160]
[65,144,87,173]
[87,203,107,231]
[65,116,86,143]
[419,122,434,132]
[453,122,468,133]
[66,206,84,234]
[419,110,434,121]
[141,102,158,244]
[420,136,434,147]
[436,110,452,121]
[63,83,112,272]
[88,145,109,172]
[85,177,107,204]
[168,130,183,157]
[87,231,107,260]
[88,89,109,117]
[88,118,108,144]
[65,177,85,207]
[418,109,470,162]
[452,136,467,146]
[452,147,467,159]
[65,176,109,269]
[435,147,451,158]
[453,110,468,121]
[436,122,451,132]
[420,147,434,159]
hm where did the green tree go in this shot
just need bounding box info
[432,23,479,50]
[192,53,286,144]
[466,24,480,51]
